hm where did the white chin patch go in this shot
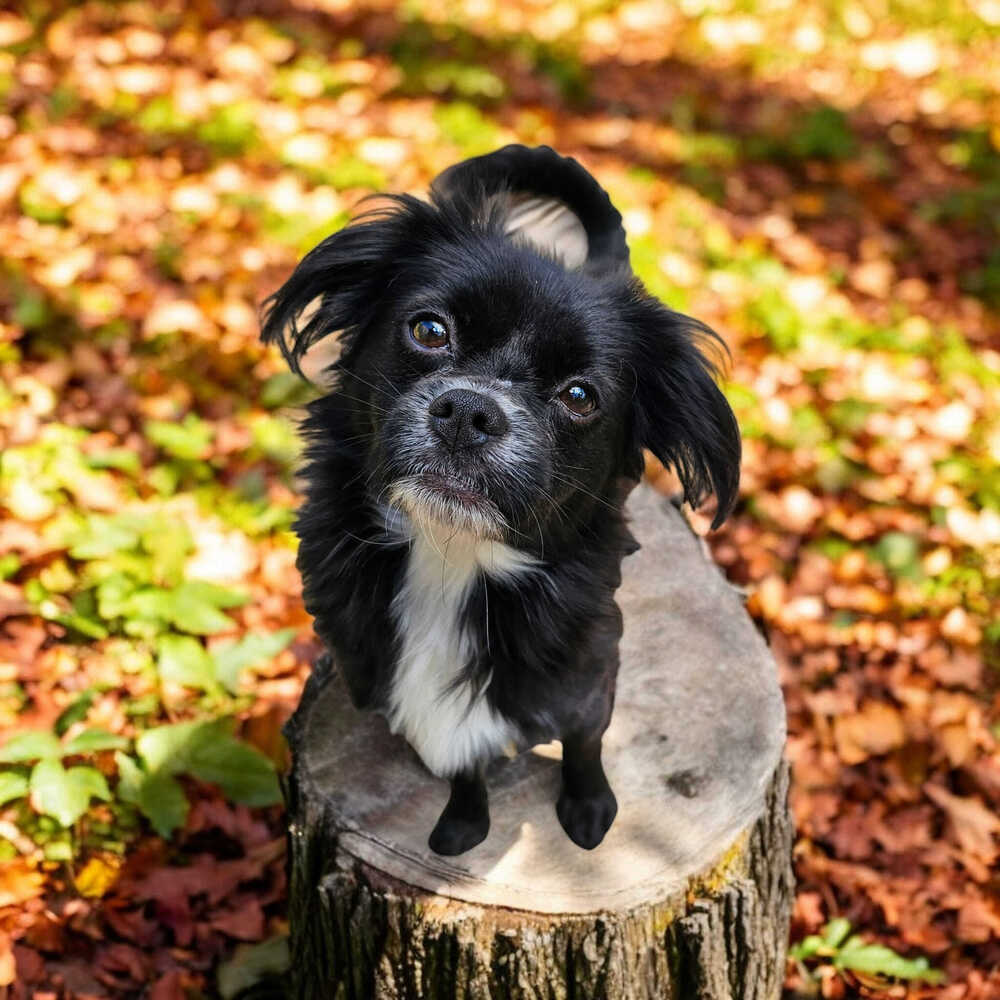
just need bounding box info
[504,194,589,269]
[388,477,507,540]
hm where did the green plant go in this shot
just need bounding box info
[790,918,944,988]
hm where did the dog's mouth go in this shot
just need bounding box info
[388,472,507,539]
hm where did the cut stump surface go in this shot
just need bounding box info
[285,483,792,999]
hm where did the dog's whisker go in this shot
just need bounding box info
[371,363,403,398]
[549,473,619,512]
[348,369,401,401]
[330,391,392,416]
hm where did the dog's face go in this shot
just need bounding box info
[262,147,741,548]
[354,235,643,543]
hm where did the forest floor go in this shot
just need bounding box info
[0,1,998,997]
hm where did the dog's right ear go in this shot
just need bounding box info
[259,201,410,382]
[431,145,630,272]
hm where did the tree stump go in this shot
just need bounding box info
[284,483,792,1000]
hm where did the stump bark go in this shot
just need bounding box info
[284,483,792,1000]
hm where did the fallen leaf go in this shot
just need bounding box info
[0,933,13,988]
[74,853,124,898]
[924,785,999,867]
[0,859,44,907]
[833,702,906,765]
[210,896,265,940]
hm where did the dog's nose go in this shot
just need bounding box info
[428,388,509,450]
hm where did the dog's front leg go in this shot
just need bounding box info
[428,767,490,856]
[557,728,618,849]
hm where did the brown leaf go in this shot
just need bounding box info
[924,784,1000,866]
[0,933,13,988]
[210,896,265,940]
[956,896,1000,945]
[11,946,44,985]
[149,969,188,1000]
[833,701,906,765]
[96,942,149,986]
[937,722,974,768]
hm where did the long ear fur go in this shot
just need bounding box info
[431,144,629,271]
[629,296,741,529]
[259,198,419,377]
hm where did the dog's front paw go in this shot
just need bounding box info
[556,787,618,850]
[428,811,490,856]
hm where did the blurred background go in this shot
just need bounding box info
[0,1,998,997]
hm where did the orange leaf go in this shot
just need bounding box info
[0,859,44,908]
[833,701,906,765]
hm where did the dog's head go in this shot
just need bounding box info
[261,145,740,547]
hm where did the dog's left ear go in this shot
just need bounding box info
[628,297,741,529]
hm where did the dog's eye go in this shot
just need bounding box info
[409,316,449,349]
[559,384,597,416]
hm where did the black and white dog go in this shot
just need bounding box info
[262,145,740,856]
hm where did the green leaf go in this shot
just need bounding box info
[63,728,130,755]
[218,935,290,999]
[136,718,224,774]
[822,917,852,949]
[179,581,249,609]
[119,586,175,622]
[185,734,281,806]
[157,634,217,691]
[249,414,300,464]
[214,628,296,693]
[0,771,29,807]
[171,582,247,636]
[136,718,281,806]
[93,575,137,623]
[834,942,943,982]
[0,553,21,581]
[43,840,74,862]
[172,596,235,635]
[0,730,62,763]
[115,752,189,838]
[55,691,96,735]
[260,372,314,409]
[788,934,824,960]
[141,517,193,587]
[54,609,109,640]
[145,415,214,460]
[87,448,141,475]
[119,582,245,635]
[30,759,110,827]
[67,514,143,559]
[872,532,922,579]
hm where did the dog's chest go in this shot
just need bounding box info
[387,528,534,778]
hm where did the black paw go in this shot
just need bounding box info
[556,787,618,850]
[428,811,490,856]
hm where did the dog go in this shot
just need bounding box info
[261,145,741,856]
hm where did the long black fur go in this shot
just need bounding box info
[261,145,741,854]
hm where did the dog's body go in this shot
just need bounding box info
[262,146,740,855]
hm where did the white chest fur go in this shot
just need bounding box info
[387,524,536,778]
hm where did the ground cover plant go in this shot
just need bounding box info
[0,0,998,996]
